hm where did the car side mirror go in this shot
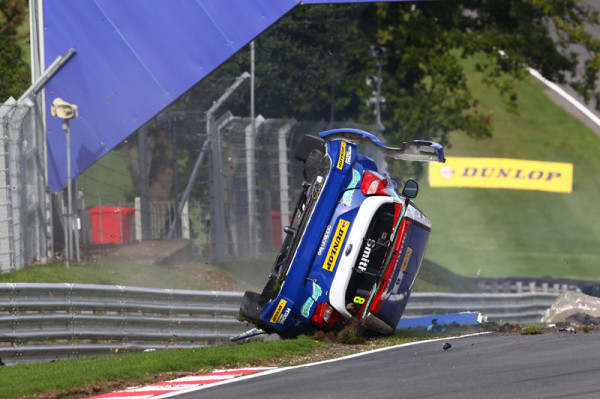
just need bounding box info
[402,179,419,199]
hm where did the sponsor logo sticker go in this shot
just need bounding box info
[357,239,376,272]
[278,308,291,325]
[401,248,412,271]
[301,282,323,318]
[270,299,287,323]
[322,219,350,272]
[317,225,333,256]
[336,141,347,170]
[345,145,352,165]
[341,169,361,205]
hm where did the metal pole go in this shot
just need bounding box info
[208,115,225,261]
[63,120,71,267]
[278,121,294,245]
[245,117,259,257]
[205,73,250,261]
[138,126,150,241]
[73,178,80,262]
[0,103,13,271]
[62,194,68,267]
[375,57,383,131]
[99,197,103,244]
[249,42,257,257]
[166,139,210,239]
[119,202,123,244]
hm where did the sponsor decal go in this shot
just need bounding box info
[278,308,291,325]
[429,157,573,193]
[357,239,376,272]
[401,247,412,271]
[336,141,347,170]
[317,225,333,256]
[313,282,323,298]
[341,169,361,205]
[345,145,352,165]
[270,299,287,323]
[322,219,351,272]
[301,300,313,318]
[301,282,323,318]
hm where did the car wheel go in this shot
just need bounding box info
[239,291,263,321]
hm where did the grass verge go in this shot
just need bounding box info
[0,261,219,291]
[1,336,318,399]
[4,325,495,399]
[414,54,600,280]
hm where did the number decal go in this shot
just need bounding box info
[353,296,365,305]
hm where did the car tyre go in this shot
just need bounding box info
[239,291,263,321]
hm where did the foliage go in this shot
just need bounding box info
[0,0,29,101]
[174,1,600,180]
[364,1,599,176]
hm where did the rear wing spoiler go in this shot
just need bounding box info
[320,129,445,163]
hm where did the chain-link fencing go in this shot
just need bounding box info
[1,71,387,272]
[0,96,51,272]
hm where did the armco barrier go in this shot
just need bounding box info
[0,284,559,365]
[0,283,248,365]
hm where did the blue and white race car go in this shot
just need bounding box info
[239,129,445,335]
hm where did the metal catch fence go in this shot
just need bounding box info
[0,97,51,273]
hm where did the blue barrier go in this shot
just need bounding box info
[397,312,484,329]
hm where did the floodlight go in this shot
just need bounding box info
[51,98,78,120]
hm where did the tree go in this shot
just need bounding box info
[0,0,30,101]
[208,1,600,143]
[170,1,600,182]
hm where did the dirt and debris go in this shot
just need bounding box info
[21,373,189,399]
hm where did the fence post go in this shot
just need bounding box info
[278,120,295,245]
[516,281,523,293]
[0,100,15,271]
[7,104,29,270]
[182,199,190,239]
[135,197,141,242]
[119,202,123,244]
[99,198,103,244]
[206,72,249,262]
[245,115,264,257]
[138,126,151,241]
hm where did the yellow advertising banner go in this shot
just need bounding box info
[429,157,573,193]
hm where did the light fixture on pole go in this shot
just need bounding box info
[51,97,78,267]
[366,45,387,132]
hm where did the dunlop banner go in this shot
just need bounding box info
[429,157,573,193]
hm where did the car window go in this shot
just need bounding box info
[344,203,395,316]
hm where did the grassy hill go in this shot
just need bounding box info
[414,56,600,281]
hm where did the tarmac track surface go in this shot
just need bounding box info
[166,332,600,399]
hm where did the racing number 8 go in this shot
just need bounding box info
[353,296,365,305]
